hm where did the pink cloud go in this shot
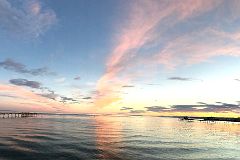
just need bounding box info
[0,84,63,112]
[28,1,41,15]
[155,28,240,68]
[94,0,222,107]
[107,0,221,72]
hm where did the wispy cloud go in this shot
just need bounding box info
[168,77,193,81]
[39,91,79,104]
[0,83,63,112]
[39,92,58,101]
[130,110,146,114]
[0,94,24,99]
[120,107,133,111]
[82,97,92,100]
[155,28,240,68]
[146,83,161,86]
[59,96,79,104]
[9,78,79,105]
[9,79,41,89]
[95,0,222,107]
[74,76,81,80]
[0,59,56,76]
[0,0,57,38]
[122,85,135,88]
[145,106,170,112]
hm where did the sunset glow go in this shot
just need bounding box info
[1,0,240,117]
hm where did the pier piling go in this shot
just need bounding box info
[0,112,38,119]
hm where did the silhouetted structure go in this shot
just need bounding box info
[0,112,38,118]
[181,116,194,121]
[201,117,240,122]
[180,116,240,122]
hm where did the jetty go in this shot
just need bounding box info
[0,112,38,118]
[200,117,240,122]
[180,116,240,122]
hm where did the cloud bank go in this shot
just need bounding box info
[145,102,240,113]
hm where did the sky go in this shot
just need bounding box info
[1,0,240,116]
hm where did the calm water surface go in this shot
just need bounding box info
[0,115,240,160]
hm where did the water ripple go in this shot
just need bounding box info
[0,116,240,160]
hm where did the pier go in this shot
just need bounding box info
[0,112,38,118]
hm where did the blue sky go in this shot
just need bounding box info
[1,0,240,116]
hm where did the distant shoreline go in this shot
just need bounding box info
[178,116,240,122]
